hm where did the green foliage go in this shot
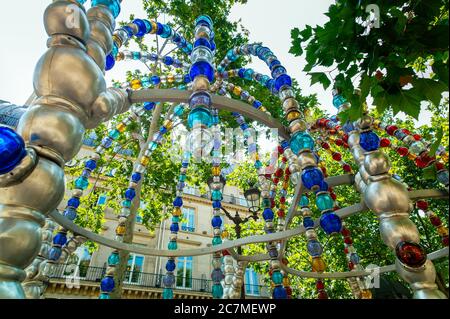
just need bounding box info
[290,0,449,121]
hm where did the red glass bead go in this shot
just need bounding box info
[329,129,337,135]
[333,206,339,211]
[335,125,341,131]
[442,236,449,246]
[321,142,330,150]
[386,125,398,136]
[330,192,337,200]
[343,142,349,149]
[342,134,349,143]
[380,138,391,147]
[348,262,354,270]
[413,134,421,141]
[435,162,445,171]
[270,199,276,208]
[321,167,327,175]
[344,237,353,245]
[416,200,428,210]
[317,291,328,299]
[397,147,409,157]
[277,209,285,218]
[430,216,442,227]
[416,152,435,168]
[269,269,273,276]
[281,157,288,163]
[335,138,344,146]
[280,197,286,204]
[344,247,349,254]
[285,287,292,295]
[273,178,279,184]
[332,152,342,161]
[285,167,291,176]
[342,164,352,172]
[395,241,427,268]
[265,174,272,179]
[402,129,411,135]
[282,258,289,265]
[222,250,230,256]
[278,146,284,155]
[316,281,325,290]
[275,168,283,177]
[341,228,351,237]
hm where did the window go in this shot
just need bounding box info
[136,214,143,223]
[176,256,193,289]
[97,194,107,206]
[124,254,144,284]
[181,207,195,232]
[184,186,198,196]
[245,268,260,296]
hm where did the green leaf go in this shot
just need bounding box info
[308,72,331,90]
[429,127,444,157]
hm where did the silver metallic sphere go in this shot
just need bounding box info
[364,178,412,216]
[379,216,420,249]
[363,151,391,176]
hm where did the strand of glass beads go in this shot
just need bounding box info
[415,199,449,246]
[116,50,190,70]
[119,73,191,91]
[210,109,225,299]
[280,258,293,299]
[107,17,193,71]
[218,67,275,96]
[297,194,328,299]
[317,137,353,174]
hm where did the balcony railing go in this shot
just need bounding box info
[50,264,269,297]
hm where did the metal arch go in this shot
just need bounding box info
[129,89,291,140]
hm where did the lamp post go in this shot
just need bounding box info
[207,177,261,299]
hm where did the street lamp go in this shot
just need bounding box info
[244,187,261,214]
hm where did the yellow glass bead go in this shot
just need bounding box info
[283,277,290,286]
[212,167,221,175]
[140,156,150,166]
[116,225,126,235]
[437,226,448,237]
[221,230,229,239]
[373,120,381,129]
[286,111,300,122]
[116,123,127,133]
[251,153,259,161]
[280,204,286,210]
[233,86,242,96]
[311,257,326,273]
[173,207,182,217]
[407,153,417,160]
[260,107,267,112]
[440,153,449,164]
[131,79,142,90]
[360,290,372,299]
[149,21,157,34]
[167,74,175,83]
[163,120,173,130]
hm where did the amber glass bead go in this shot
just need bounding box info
[311,257,326,272]
[172,207,182,217]
[131,79,142,90]
[440,152,448,163]
[140,156,150,166]
[286,111,300,122]
[116,123,126,133]
[163,120,173,130]
[116,225,126,235]
[361,290,372,299]
[395,241,427,268]
[149,21,157,34]
[260,106,267,112]
[283,277,290,286]
[233,86,242,96]
[167,74,175,83]
[437,226,448,237]
[212,167,221,175]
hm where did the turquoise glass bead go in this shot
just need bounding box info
[74,177,89,190]
[254,160,262,169]
[174,105,185,116]
[211,190,222,201]
[168,241,178,250]
[91,0,121,18]
[299,195,309,207]
[333,94,347,109]
[290,131,315,155]
[108,252,120,266]
[141,77,151,88]
[212,236,222,246]
[122,200,132,208]
[272,271,283,285]
[109,129,120,140]
[162,288,174,299]
[316,193,334,211]
[99,293,110,299]
[149,141,158,151]
[212,284,223,298]
[172,216,180,223]
[187,107,212,128]
[179,174,187,182]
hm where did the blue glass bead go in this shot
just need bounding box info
[269,248,278,258]
[290,131,315,155]
[273,286,288,299]
[210,41,216,51]
[85,159,97,170]
[91,0,121,18]
[281,140,290,150]
[53,233,67,246]
[132,172,142,183]
[170,223,179,232]
[303,217,314,229]
[48,247,62,261]
[211,190,222,201]
[211,216,222,228]
[173,33,181,43]
[271,65,287,78]
[307,240,323,257]
[332,94,347,109]
[263,208,274,221]
[151,76,161,85]
[212,200,221,209]
[133,19,146,37]
[195,15,213,28]
[187,107,212,128]
[190,61,215,82]
[81,169,91,178]
[67,197,80,208]
[237,68,246,78]
[74,177,89,190]
[160,24,172,38]
[156,22,164,35]
[275,74,292,91]
[163,56,174,66]
[0,126,27,174]
[108,252,120,266]
[272,271,283,285]
[270,59,281,70]
[320,212,342,235]
[162,288,174,299]
[125,188,136,200]
[350,253,360,264]
[173,197,183,207]
[64,208,77,221]
[99,293,110,299]
[144,102,156,111]
[301,167,324,190]
[168,241,178,250]
[317,181,329,193]
[160,126,168,134]
[166,259,176,272]
[316,193,334,211]
[122,25,134,37]
[212,284,223,298]
[109,129,120,140]
[100,276,115,292]
[212,236,222,245]
[342,121,355,134]
[184,74,192,83]
[101,137,113,148]
[359,131,380,152]
[194,38,211,49]
[163,274,175,287]
[105,53,115,71]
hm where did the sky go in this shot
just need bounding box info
[0,0,433,125]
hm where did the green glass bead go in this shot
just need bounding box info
[162,288,173,299]
[168,241,178,250]
[262,198,271,207]
[212,236,222,246]
[316,193,334,211]
[212,284,224,298]
[272,271,283,285]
